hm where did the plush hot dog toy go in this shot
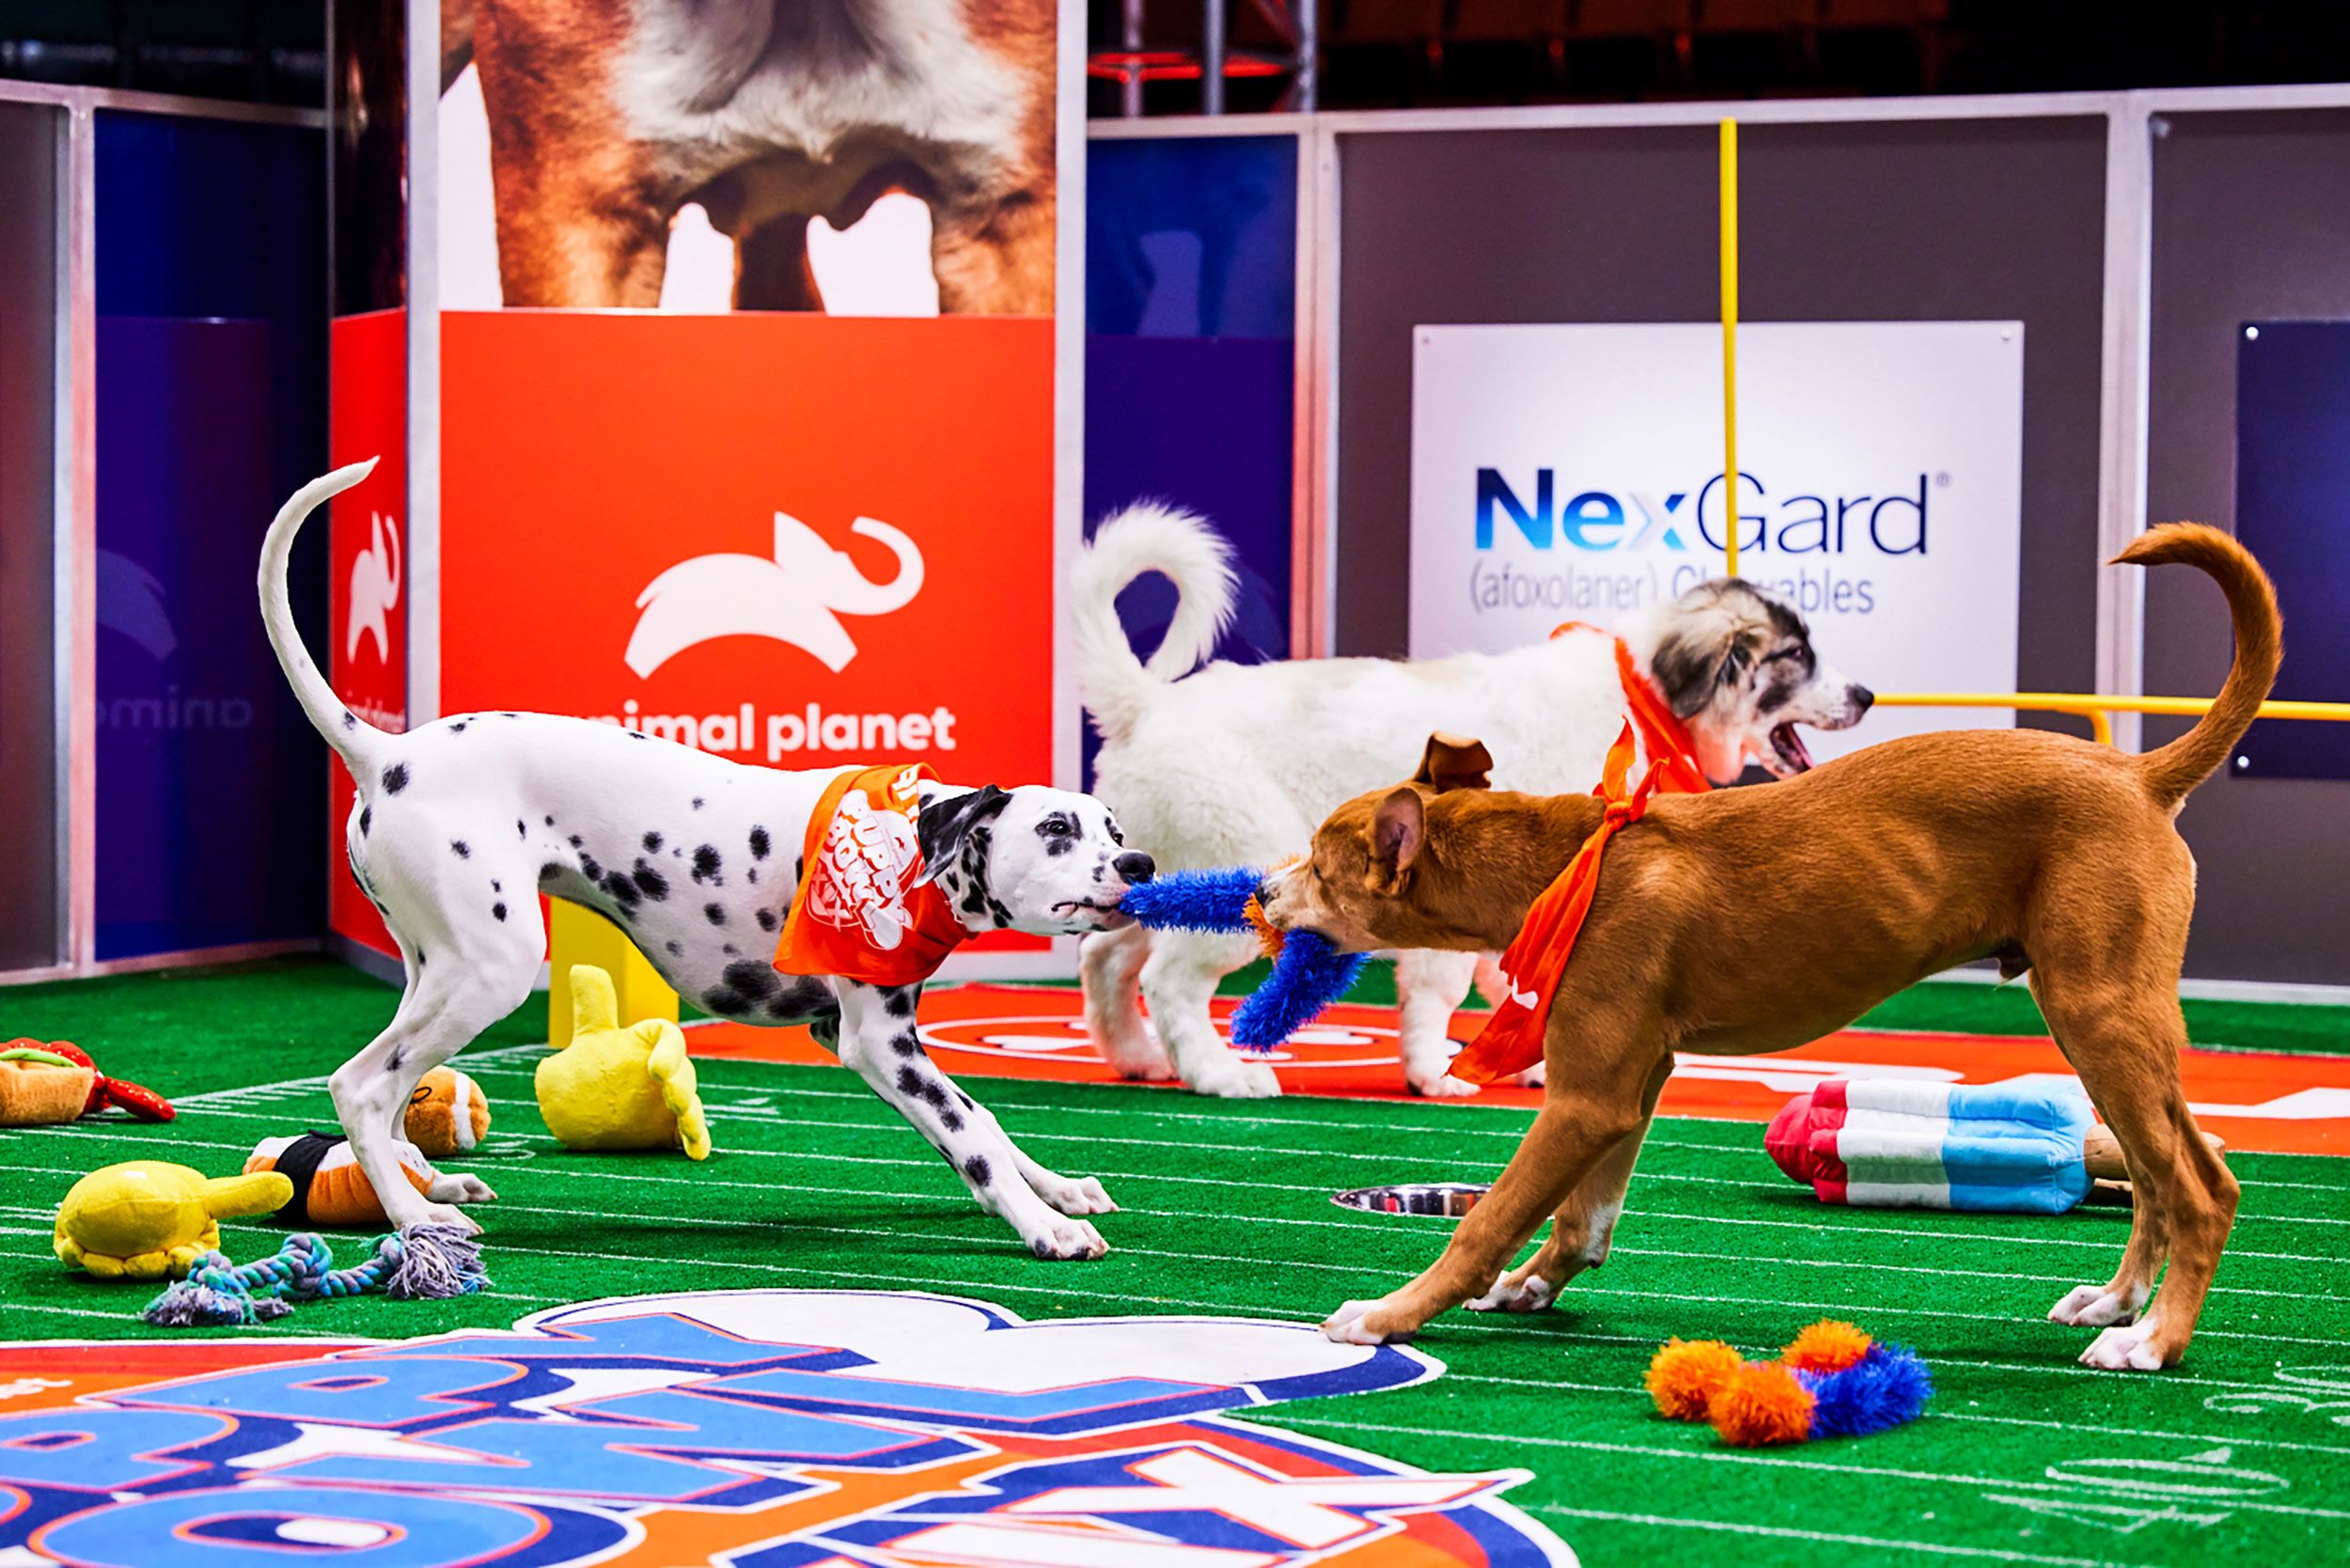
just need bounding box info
[0,1040,172,1125]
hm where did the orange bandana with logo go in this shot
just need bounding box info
[774,763,969,989]
[1447,628,1711,1085]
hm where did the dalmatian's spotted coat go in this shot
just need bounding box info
[263,463,1152,1260]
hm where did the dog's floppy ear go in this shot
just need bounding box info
[1715,638,1756,694]
[1369,786,1425,891]
[916,785,1011,885]
[1412,731,1494,793]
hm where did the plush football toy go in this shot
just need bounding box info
[0,1040,172,1125]
[404,1066,489,1160]
[244,1133,438,1228]
[537,964,712,1158]
[54,1161,293,1279]
[1118,867,1367,1050]
[1763,1078,2203,1214]
[1646,1320,1933,1448]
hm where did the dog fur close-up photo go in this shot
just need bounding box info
[1072,501,1876,1098]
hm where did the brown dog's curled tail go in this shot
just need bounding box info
[2113,523,2283,809]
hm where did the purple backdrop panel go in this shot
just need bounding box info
[1082,335,1293,780]
[2233,321,2350,780]
[96,319,322,957]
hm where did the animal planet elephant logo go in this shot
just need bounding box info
[346,510,401,665]
[625,510,925,678]
[96,550,175,660]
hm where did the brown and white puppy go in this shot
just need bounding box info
[443,0,1055,312]
[1260,525,2277,1372]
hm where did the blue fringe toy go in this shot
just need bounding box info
[1118,868,1368,1051]
[142,1226,488,1328]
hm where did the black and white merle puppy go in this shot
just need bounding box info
[261,463,1151,1260]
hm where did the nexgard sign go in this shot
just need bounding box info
[1410,321,2025,760]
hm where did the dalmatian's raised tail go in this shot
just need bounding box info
[258,457,387,776]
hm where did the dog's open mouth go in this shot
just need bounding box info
[1055,899,1132,929]
[1769,723,1815,774]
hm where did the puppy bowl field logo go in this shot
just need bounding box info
[925,1012,1404,1072]
[0,1290,1574,1568]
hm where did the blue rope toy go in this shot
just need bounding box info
[1118,868,1368,1052]
[142,1226,489,1327]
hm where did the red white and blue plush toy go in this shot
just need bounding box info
[1647,1320,1933,1448]
[1117,868,1366,1051]
[1766,1077,2124,1215]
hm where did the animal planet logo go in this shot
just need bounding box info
[347,510,402,665]
[96,549,176,660]
[627,510,926,678]
[0,1290,1574,1568]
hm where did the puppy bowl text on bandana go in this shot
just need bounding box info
[776,762,969,987]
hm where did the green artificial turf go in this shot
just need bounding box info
[3,959,2347,1565]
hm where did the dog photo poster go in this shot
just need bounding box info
[435,0,1058,315]
[1408,321,2027,760]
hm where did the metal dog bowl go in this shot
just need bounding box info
[1333,1183,1491,1217]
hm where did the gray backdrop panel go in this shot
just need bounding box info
[1334,116,2108,714]
[0,102,62,970]
[2147,108,2350,986]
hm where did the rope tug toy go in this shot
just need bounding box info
[142,1225,489,1327]
[1645,1319,1932,1448]
[1118,867,1367,1051]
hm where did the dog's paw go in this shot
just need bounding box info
[1320,1298,1415,1346]
[1512,1062,1547,1090]
[1023,1215,1109,1262]
[1109,1052,1180,1084]
[2048,1283,2142,1327]
[1099,1026,1178,1083]
[1034,1172,1119,1216]
[2059,1288,2153,1325]
[414,1201,483,1237]
[1406,1063,1480,1099]
[428,1172,498,1206]
[1466,1269,1557,1314]
[1189,1058,1281,1099]
[2079,1318,2168,1372]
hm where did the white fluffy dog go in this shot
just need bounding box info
[1071,504,1875,1098]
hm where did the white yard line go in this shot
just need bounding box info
[0,1208,2309,1396]
[1259,1416,2350,1524]
[0,1161,2313,1306]
[1523,1505,2163,1568]
[1442,1372,2350,1459]
[39,1177,2322,1352]
[11,1126,2342,1269]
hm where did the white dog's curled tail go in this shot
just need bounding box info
[258,459,387,772]
[1070,501,1238,741]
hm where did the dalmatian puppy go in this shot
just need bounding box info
[261,463,1150,1259]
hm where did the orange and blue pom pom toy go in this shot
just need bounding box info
[1117,868,1367,1051]
[1644,1320,1931,1447]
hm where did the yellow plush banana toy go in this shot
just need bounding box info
[55,1162,294,1280]
[536,964,712,1159]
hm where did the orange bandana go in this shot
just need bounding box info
[1556,621,1713,796]
[774,763,969,989]
[1447,628,1712,1085]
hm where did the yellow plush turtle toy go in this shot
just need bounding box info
[55,1161,293,1280]
[536,964,712,1159]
